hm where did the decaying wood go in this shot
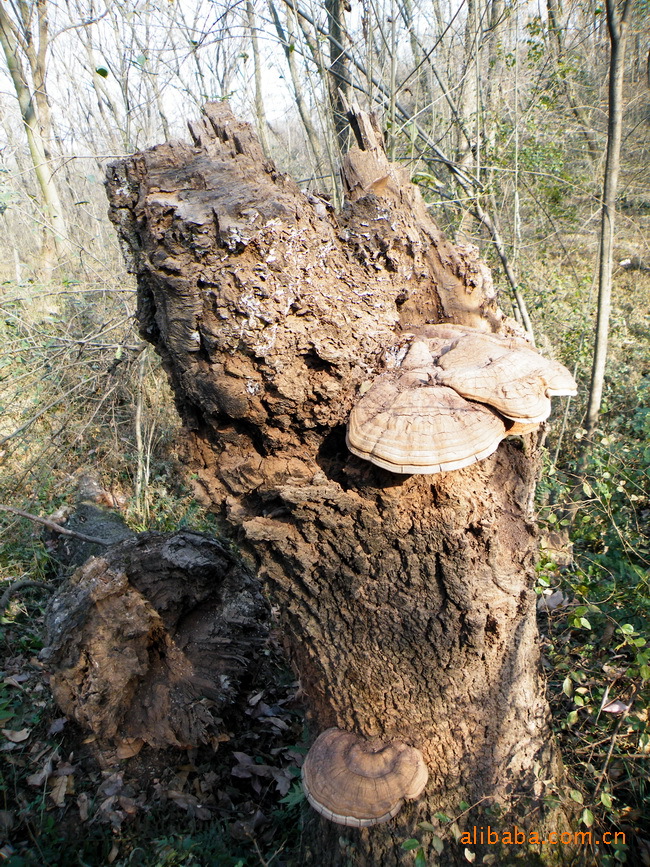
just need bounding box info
[105,103,577,865]
[42,530,268,751]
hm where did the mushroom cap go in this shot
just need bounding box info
[348,324,576,475]
[432,332,576,423]
[406,325,577,419]
[301,728,429,827]
[347,375,507,474]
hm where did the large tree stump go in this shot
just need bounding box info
[105,104,577,865]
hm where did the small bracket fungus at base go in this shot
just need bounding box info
[301,727,429,828]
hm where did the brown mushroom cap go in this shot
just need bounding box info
[347,325,577,475]
[430,331,576,423]
[301,728,429,827]
[347,374,507,474]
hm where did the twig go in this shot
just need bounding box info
[0,505,111,546]
[593,686,639,797]
[1,578,52,610]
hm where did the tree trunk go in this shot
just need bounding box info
[584,0,632,441]
[246,0,271,158]
[44,530,268,757]
[106,103,577,865]
[325,0,350,152]
[0,1,70,269]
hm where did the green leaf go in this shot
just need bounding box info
[95,66,109,77]
[434,812,450,823]
[431,835,445,854]
[581,808,594,827]
[562,677,573,697]
[580,617,592,630]
[458,800,470,811]
[567,710,579,725]
[619,623,635,635]
[401,839,420,851]
[278,782,305,808]
[639,664,650,681]
[600,792,613,809]
[414,850,427,867]
[569,789,584,804]
[418,822,438,832]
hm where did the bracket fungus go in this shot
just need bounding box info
[301,728,429,827]
[347,325,577,475]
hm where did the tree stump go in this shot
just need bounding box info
[43,531,268,754]
[105,104,578,865]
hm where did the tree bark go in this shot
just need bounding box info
[106,103,576,865]
[43,530,268,755]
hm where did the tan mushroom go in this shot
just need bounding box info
[428,329,576,424]
[301,728,428,827]
[347,376,507,474]
[347,325,576,475]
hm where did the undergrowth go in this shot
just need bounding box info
[534,374,650,864]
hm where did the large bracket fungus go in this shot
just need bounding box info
[301,728,429,828]
[347,325,577,475]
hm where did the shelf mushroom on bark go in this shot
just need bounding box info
[346,325,577,475]
[301,728,429,828]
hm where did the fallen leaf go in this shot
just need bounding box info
[117,796,139,816]
[97,773,123,799]
[601,699,630,714]
[49,774,69,807]
[0,811,14,833]
[3,674,30,687]
[27,768,50,787]
[48,718,67,735]
[53,762,76,776]
[2,728,31,743]
[264,716,289,731]
[78,793,89,822]
[115,738,143,759]
[537,591,570,613]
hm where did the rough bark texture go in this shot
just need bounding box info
[105,103,575,865]
[43,531,268,755]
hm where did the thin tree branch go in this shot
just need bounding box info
[0,505,111,546]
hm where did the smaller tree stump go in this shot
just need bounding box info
[42,531,268,751]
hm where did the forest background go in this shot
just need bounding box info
[0,0,648,864]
